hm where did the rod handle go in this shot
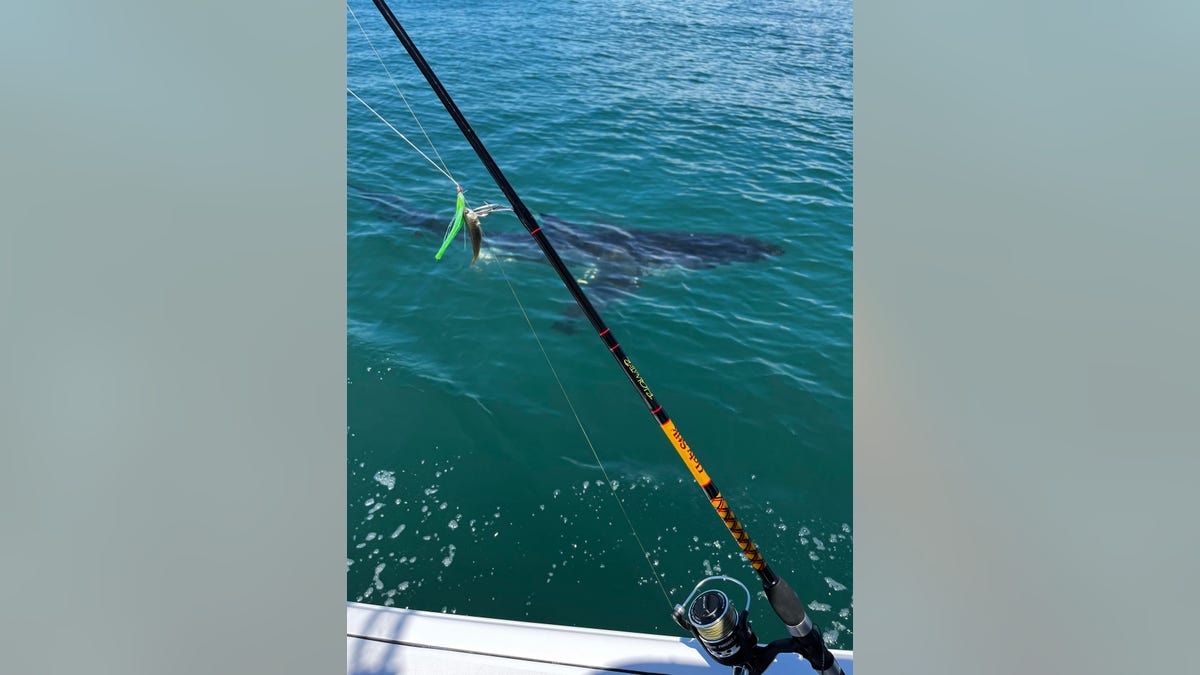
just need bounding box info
[763,577,844,674]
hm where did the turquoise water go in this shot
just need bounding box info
[347,0,853,648]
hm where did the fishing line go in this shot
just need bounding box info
[492,254,675,611]
[349,64,674,610]
[352,0,672,619]
[347,87,459,187]
[348,8,475,254]
[346,2,455,182]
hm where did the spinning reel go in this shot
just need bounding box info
[672,576,840,675]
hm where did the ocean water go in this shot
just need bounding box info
[347,0,853,648]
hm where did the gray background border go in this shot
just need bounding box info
[856,1,1199,672]
[2,1,1196,674]
[2,2,346,674]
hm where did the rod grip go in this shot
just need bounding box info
[764,576,808,628]
[764,577,844,674]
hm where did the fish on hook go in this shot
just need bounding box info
[464,207,482,265]
[464,202,510,265]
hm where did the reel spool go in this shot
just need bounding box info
[672,576,759,670]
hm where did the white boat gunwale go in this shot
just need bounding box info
[347,601,853,674]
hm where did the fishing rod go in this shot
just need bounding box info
[367,2,844,673]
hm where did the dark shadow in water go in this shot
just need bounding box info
[348,183,784,331]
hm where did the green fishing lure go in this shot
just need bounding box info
[434,189,465,260]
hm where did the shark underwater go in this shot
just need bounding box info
[349,183,785,330]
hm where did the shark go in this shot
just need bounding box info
[349,183,784,330]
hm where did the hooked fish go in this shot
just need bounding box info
[464,207,482,265]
